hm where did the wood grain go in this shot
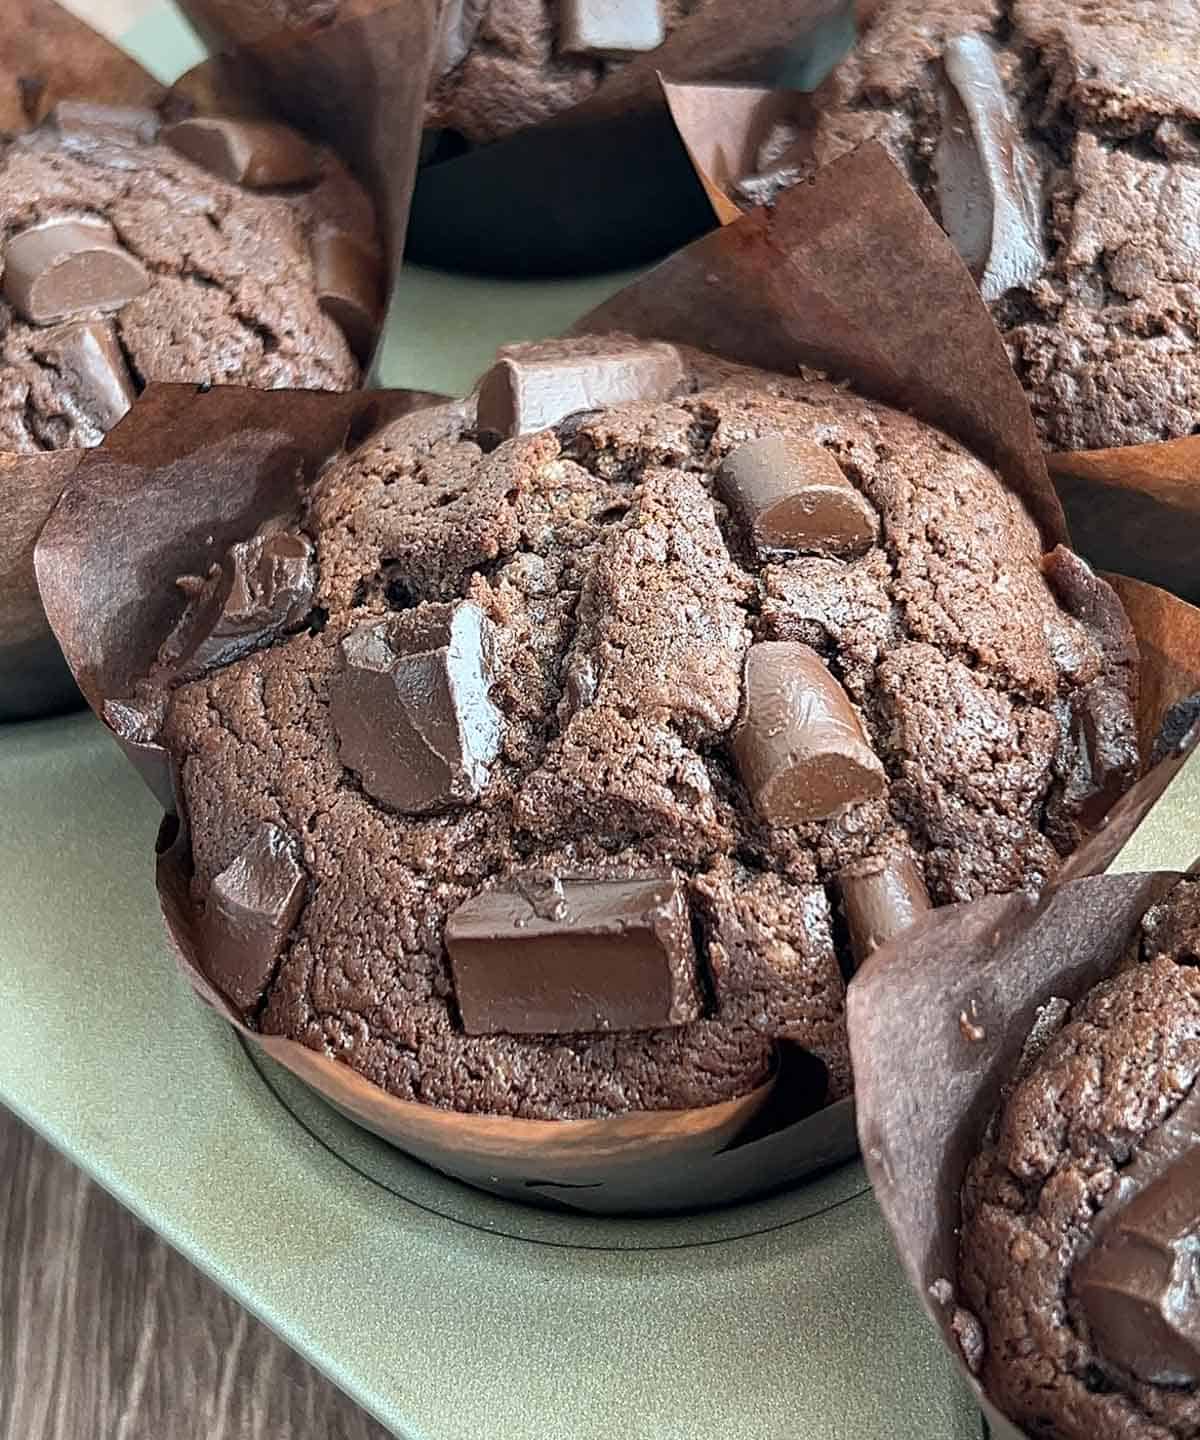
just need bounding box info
[0,1108,391,1440]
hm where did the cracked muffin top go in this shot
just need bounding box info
[0,102,380,453]
[139,337,1140,1121]
[959,877,1200,1440]
[740,0,1200,452]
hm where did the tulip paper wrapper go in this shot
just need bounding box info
[0,0,415,722]
[172,0,857,274]
[845,858,1200,1440]
[35,145,1200,1214]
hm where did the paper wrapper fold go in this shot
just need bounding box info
[847,862,1200,1440]
[0,1,400,722]
[34,146,1200,1215]
[175,0,855,275]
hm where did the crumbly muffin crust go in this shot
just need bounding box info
[0,115,361,453]
[787,0,1200,451]
[155,342,1137,1119]
[960,878,1200,1440]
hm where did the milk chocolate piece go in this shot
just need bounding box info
[331,601,503,814]
[3,217,150,325]
[159,524,316,681]
[1073,1086,1200,1386]
[46,99,159,147]
[475,344,685,438]
[560,0,665,58]
[162,117,318,188]
[718,435,878,560]
[311,228,383,362]
[838,850,931,967]
[934,34,1045,302]
[31,320,136,431]
[203,823,305,1015]
[733,641,886,824]
[446,872,701,1036]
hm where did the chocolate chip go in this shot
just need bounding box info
[733,641,886,825]
[718,435,878,560]
[838,849,930,968]
[45,100,160,148]
[162,117,319,188]
[475,343,685,438]
[311,227,383,362]
[330,600,503,814]
[3,217,150,325]
[203,823,305,1015]
[158,524,316,681]
[1075,684,1141,825]
[934,34,1045,302]
[560,0,665,58]
[446,871,701,1036]
[1073,1143,1200,1386]
[31,320,136,431]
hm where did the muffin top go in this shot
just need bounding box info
[960,877,1200,1440]
[0,103,377,453]
[140,338,1138,1120]
[429,0,697,144]
[743,0,1200,452]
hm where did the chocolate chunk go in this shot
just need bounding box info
[159,524,316,681]
[311,228,383,362]
[718,435,878,560]
[162,117,319,188]
[434,0,490,77]
[1074,683,1141,826]
[3,217,149,325]
[446,871,701,1036]
[31,320,135,431]
[1073,1087,1200,1386]
[934,34,1045,302]
[46,100,159,147]
[733,641,886,824]
[203,824,305,1015]
[475,343,685,438]
[560,0,665,58]
[838,849,931,967]
[331,601,503,814]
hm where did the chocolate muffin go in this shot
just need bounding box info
[429,1,699,144]
[740,0,1200,452]
[0,102,379,453]
[959,876,1200,1440]
[141,337,1140,1120]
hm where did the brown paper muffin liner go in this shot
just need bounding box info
[846,861,1200,1440]
[34,144,1200,1214]
[172,0,856,274]
[0,0,407,722]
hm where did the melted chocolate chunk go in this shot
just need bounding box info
[475,343,685,438]
[159,524,316,682]
[1073,1086,1200,1387]
[31,319,135,431]
[45,100,160,147]
[330,600,503,814]
[162,117,319,188]
[838,848,931,968]
[203,823,306,1015]
[934,34,1045,303]
[733,641,886,824]
[718,435,878,560]
[311,228,383,363]
[3,216,150,325]
[560,0,665,58]
[446,871,701,1036]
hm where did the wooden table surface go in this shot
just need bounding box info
[1,1109,392,1440]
